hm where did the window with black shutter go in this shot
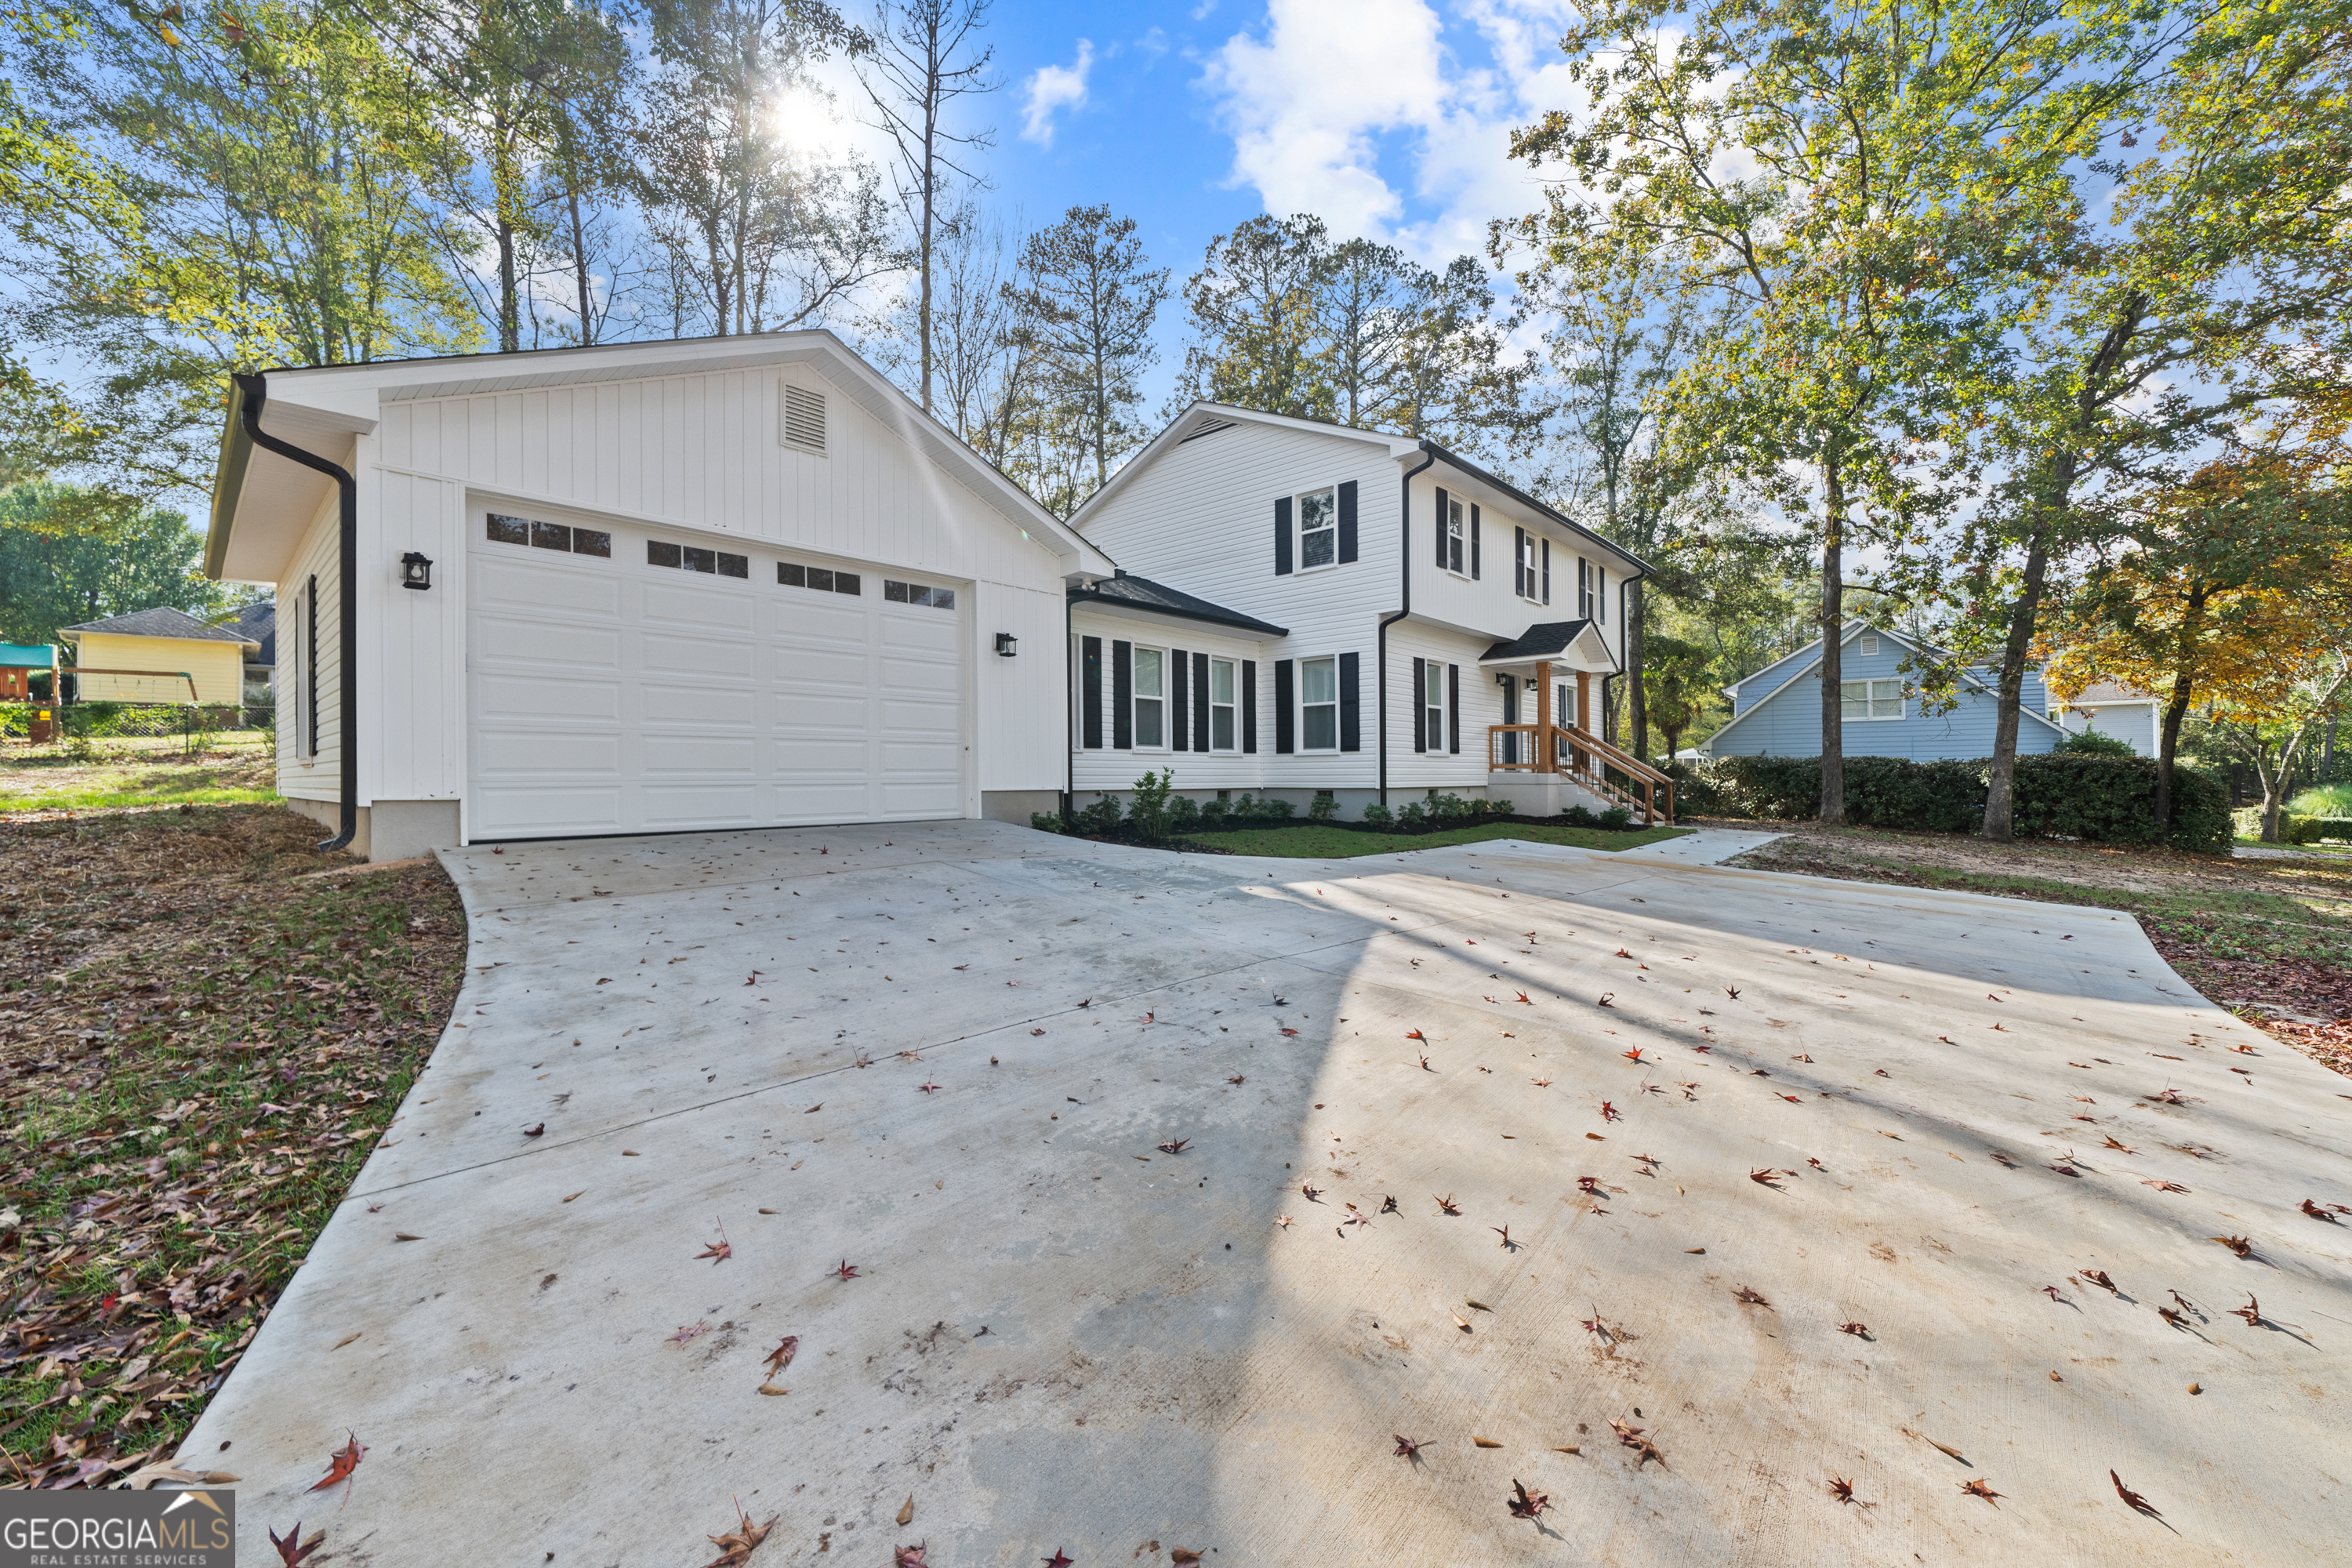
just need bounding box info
[1275,496,1294,575]
[1469,505,1480,579]
[1112,641,1134,750]
[1081,636,1103,749]
[1447,663,1461,753]
[1274,659,1294,753]
[1170,648,1189,751]
[1338,651,1360,752]
[1410,657,1427,753]
[1242,660,1258,753]
[1192,652,1211,750]
[1337,479,1359,563]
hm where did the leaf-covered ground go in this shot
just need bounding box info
[0,804,465,1487]
[0,735,278,815]
[1719,820,2352,1080]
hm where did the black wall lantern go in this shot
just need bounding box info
[399,551,434,590]
[994,633,1018,657]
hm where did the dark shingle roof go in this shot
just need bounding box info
[232,601,276,666]
[61,606,259,645]
[1481,619,1598,662]
[1069,574,1288,637]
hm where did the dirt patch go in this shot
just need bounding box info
[1708,817,2352,1076]
[0,804,466,1486]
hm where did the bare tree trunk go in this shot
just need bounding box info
[1984,520,2052,842]
[1818,448,1846,825]
[2155,584,2206,830]
[1627,576,1648,759]
[566,183,597,346]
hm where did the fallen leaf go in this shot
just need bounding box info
[332,1333,361,1351]
[896,1494,915,1526]
[562,1191,584,1203]
[393,1232,422,1242]
[307,1432,365,1497]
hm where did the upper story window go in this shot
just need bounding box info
[1443,497,1467,575]
[1210,658,1237,751]
[1859,634,1880,655]
[1300,655,1338,750]
[1298,487,1338,570]
[1842,678,1904,720]
[1134,647,1167,748]
[1577,557,1593,619]
[1513,528,1548,604]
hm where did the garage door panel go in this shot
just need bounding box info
[474,731,622,775]
[475,559,621,617]
[474,619,620,668]
[470,528,964,840]
[643,583,756,630]
[476,673,621,722]
[642,633,757,679]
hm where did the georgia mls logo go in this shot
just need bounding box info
[1,1486,236,1567]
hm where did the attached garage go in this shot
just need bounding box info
[205,330,1112,860]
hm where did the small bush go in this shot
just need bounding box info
[2054,728,2136,757]
[2307,816,2352,841]
[1127,768,1175,840]
[1196,797,1229,829]
[1428,792,1475,820]
[1254,795,1295,823]
[1309,791,1338,822]
[1029,811,1066,834]
[1169,795,1202,833]
[1563,805,1598,827]
[1076,793,1123,837]
[1360,803,1394,828]
[1598,805,1633,830]
[2291,781,2352,815]
[1398,800,1427,826]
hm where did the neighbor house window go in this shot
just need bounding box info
[1860,634,1880,655]
[779,561,862,594]
[1443,497,1466,575]
[1298,487,1338,569]
[650,539,748,578]
[1422,659,1446,751]
[883,579,956,608]
[1301,655,1338,750]
[1134,648,1166,748]
[1210,658,1237,750]
[1842,678,1904,720]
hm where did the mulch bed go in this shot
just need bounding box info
[0,805,466,1488]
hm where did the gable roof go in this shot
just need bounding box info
[207,328,1114,584]
[1705,622,2063,749]
[62,607,259,647]
[232,601,276,666]
[1069,572,1288,637]
[1479,619,1617,670]
[1073,401,1650,578]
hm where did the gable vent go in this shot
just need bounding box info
[1179,418,1236,444]
[780,383,828,456]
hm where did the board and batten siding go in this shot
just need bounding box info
[368,466,468,808]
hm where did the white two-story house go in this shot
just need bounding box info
[1065,404,1664,822]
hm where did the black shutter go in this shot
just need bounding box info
[1542,539,1551,605]
[1448,663,1461,753]
[1274,496,1293,575]
[1242,659,1258,753]
[1337,479,1358,563]
[1274,659,1294,753]
[1434,488,1449,566]
[1470,505,1481,579]
[1192,652,1210,750]
[305,574,319,757]
[1514,526,1526,596]
[1598,566,1606,621]
[1411,656,1427,753]
[1170,648,1189,752]
[1112,640,1133,750]
[1339,651,1360,752]
[1081,635,1103,749]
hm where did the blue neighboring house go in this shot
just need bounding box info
[1697,622,2068,760]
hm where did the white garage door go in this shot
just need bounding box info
[466,507,965,840]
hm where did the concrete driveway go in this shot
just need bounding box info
[179,821,2352,1566]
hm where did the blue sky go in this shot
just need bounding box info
[813,0,1588,408]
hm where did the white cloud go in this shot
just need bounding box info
[1199,0,1591,263]
[1022,40,1095,146]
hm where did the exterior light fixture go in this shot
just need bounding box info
[400,551,434,590]
[994,633,1018,657]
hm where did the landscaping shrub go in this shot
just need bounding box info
[1398,800,1427,826]
[1170,794,1203,833]
[1076,793,1123,837]
[1563,805,1597,827]
[2306,816,2352,841]
[1126,768,1174,840]
[1360,803,1394,826]
[1309,790,1338,822]
[1692,750,2227,851]
[1599,806,1633,830]
[1029,811,1065,833]
[1196,797,1230,829]
[1661,758,1732,817]
[2053,727,2136,757]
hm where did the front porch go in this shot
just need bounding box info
[1476,622,1675,826]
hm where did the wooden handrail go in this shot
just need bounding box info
[1486,721,1677,825]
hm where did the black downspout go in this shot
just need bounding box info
[1377,445,1440,805]
[236,372,358,853]
[1062,584,1077,824]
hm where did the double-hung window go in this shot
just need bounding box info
[1422,660,1446,751]
[1298,487,1338,569]
[1514,528,1534,599]
[1210,658,1237,750]
[1578,557,1593,618]
[1134,648,1167,747]
[1443,496,1466,575]
[1300,655,1338,750]
[1841,679,1904,720]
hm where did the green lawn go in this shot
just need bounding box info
[0,744,277,814]
[1175,820,1691,858]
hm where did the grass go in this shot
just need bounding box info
[2289,781,2352,815]
[0,738,276,815]
[1176,820,1691,858]
[0,804,466,1486]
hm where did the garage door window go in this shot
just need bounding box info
[488,513,610,558]
[779,561,862,594]
[884,579,956,609]
[649,539,748,578]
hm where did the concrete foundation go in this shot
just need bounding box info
[1484,770,1618,818]
[283,796,462,862]
[981,789,1062,825]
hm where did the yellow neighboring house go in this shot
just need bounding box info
[61,608,260,706]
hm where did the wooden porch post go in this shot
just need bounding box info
[1535,662,1552,774]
